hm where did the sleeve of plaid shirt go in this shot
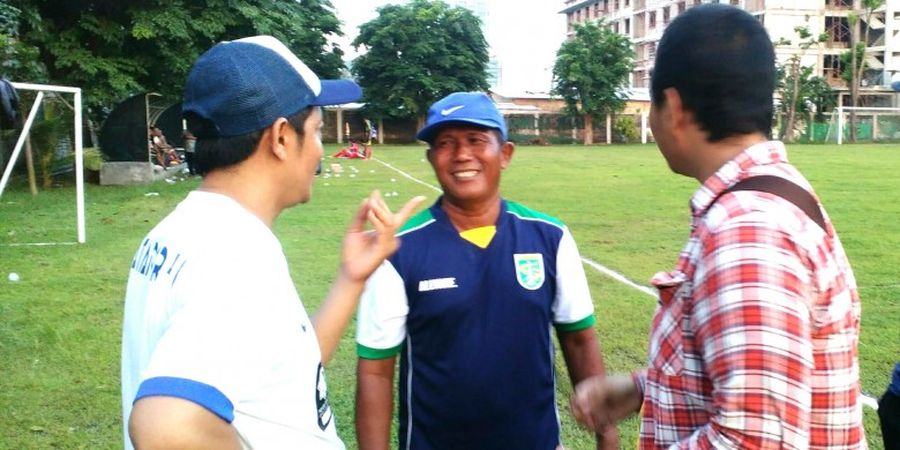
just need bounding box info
[679,219,816,449]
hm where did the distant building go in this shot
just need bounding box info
[444,0,503,88]
[446,0,489,19]
[490,89,566,114]
[490,87,651,113]
[560,0,899,106]
[487,56,502,88]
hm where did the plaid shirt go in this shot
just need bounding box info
[636,141,866,449]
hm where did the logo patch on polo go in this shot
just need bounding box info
[418,277,458,292]
[514,253,544,290]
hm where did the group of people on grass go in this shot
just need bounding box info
[121,6,896,450]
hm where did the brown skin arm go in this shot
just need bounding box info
[558,327,620,450]
[356,356,397,450]
[129,396,241,450]
[313,193,425,366]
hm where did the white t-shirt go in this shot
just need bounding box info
[121,191,343,449]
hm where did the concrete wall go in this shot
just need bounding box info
[100,162,154,185]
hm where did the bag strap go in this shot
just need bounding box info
[718,175,827,231]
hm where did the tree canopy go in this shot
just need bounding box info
[552,21,634,144]
[774,25,831,142]
[2,0,345,121]
[844,0,885,141]
[351,0,489,121]
[776,64,834,139]
[0,3,46,83]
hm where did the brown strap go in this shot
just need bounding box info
[724,175,826,231]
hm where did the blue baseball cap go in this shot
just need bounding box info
[183,35,361,138]
[416,92,507,144]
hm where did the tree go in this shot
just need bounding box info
[774,25,828,142]
[0,3,47,83]
[776,65,835,141]
[552,21,634,145]
[845,0,885,142]
[8,0,344,122]
[351,0,489,126]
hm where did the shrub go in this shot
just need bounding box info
[613,116,640,143]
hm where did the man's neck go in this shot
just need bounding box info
[199,169,280,228]
[692,133,769,183]
[440,196,502,232]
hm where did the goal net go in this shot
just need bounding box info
[0,82,85,246]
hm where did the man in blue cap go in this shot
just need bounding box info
[121,35,423,449]
[354,92,618,450]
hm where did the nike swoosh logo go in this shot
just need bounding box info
[441,105,465,116]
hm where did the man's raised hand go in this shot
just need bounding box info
[340,191,426,282]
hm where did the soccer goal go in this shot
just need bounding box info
[0,82,85,245]
[825,106,900,144]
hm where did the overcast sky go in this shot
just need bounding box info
[328,0,566,94]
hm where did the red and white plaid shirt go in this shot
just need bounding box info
[636,141,866,449]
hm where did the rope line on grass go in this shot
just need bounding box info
[0,241,78,247]
[371,157,442,194]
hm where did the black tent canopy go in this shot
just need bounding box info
[99,93,183,162]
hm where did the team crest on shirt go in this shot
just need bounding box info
[514,253,544,290]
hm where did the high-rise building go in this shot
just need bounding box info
[560,0,899,105]
[446,0,489,19]
[444,0,502,88]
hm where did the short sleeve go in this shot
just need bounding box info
[138,261,297,421]
[356,260,409,359]
[552,228,596,331]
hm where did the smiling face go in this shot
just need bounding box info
[426,125,513,210]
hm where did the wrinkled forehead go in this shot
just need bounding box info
[432,124,500,141]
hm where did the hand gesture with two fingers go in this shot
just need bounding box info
[340,191,426,283]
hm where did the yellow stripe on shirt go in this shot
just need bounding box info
[459,226,496,249]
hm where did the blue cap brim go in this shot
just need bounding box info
[416,118,505,143]
[311,79,362,106]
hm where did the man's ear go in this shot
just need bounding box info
[662,87,705,144]
[663,87,699,135]
[268,117,292,161]
[499,141,514,170]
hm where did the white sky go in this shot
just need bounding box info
[328,0,566,94]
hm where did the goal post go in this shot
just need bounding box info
[0,82,85,244]
[833,106,900,145]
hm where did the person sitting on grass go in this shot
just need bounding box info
[332,140,365,159]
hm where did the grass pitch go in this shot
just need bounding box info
[1,143,896,448]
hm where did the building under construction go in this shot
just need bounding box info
[561,0,899,106]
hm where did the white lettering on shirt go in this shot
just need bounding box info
[418,277,458,292]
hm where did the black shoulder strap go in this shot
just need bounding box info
[723,175,826,231]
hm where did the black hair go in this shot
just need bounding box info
[651,4,775,141]
[188,107,314,176]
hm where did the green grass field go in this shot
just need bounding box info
[1,143,897,449]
